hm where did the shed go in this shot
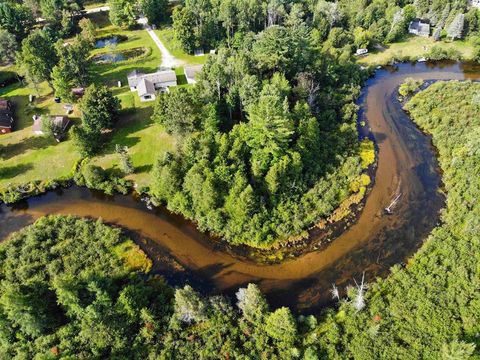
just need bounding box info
[33,115,70,140]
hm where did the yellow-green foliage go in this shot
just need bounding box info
[359,139,375,168]
[399,77,424,97]
[349,173,371,193]
[113,240,152,273]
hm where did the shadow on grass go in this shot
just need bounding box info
[135,164,152,173]
[0,163,34,179]
[2,136,55,160]
[176,74,188,86]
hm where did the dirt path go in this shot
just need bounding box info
[137,17,184,69]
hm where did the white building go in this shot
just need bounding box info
[184,65,204,84]
[127,69,177,101]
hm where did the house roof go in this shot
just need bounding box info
[0,109,13,128]
[137,78,156,97]
[184,65,203,80]
[409,20,430,36]
[33,116,70,133]
[53,116,70,131]
[127,70,177,88]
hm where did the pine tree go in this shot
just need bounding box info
[447,13,465,40]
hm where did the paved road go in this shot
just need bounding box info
[137,17,183,69]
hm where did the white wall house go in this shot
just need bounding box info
[127,70,177,102]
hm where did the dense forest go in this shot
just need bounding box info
[151,2,374,248]
[170,0,480,55]
[148,0,480,248]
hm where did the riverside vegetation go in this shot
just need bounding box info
[3,84,480,358]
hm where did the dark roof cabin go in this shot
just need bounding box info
[409,20,431,37]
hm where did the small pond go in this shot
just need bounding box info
[94,35,128,49]
[93,48,146,64]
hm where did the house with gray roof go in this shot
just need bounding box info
[127,69,177,101]
[409,20,430,37]
[33,115,70,141]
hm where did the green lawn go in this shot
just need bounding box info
[0,13,175,192]
[359,36,475,66]
[83,0,107,10]
[155,27,209,65]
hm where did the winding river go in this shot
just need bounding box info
[2,62,479,312]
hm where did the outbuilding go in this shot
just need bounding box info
[184,65,204,84]
[33,115,70,141]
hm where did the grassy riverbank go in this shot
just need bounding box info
[358,36,476,66]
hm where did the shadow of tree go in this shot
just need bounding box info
[0,163,34,179]
[2,136,55,160]
[135,164,152,173]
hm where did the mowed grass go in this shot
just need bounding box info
[359,36,475,66]
[0,13,175,191]
[155,27,209,65]
[92,107,176,188]
[0,81,81,189]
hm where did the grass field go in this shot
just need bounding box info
[155,27,209,65]
[0,13,175,192]
[359,36,475,66]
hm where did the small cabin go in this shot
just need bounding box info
[409,20,431,37]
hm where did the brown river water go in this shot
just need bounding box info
[2,62,480,312]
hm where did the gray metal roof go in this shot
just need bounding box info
[137,78,156,97]
[184,65,203,80]
[128,70,177,88]
[409,20,430,36]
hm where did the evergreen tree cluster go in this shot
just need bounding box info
[151,9,372,247]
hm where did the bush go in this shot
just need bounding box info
[399,77,424,97]
[426,45,462,61]
[74,163,133,195]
